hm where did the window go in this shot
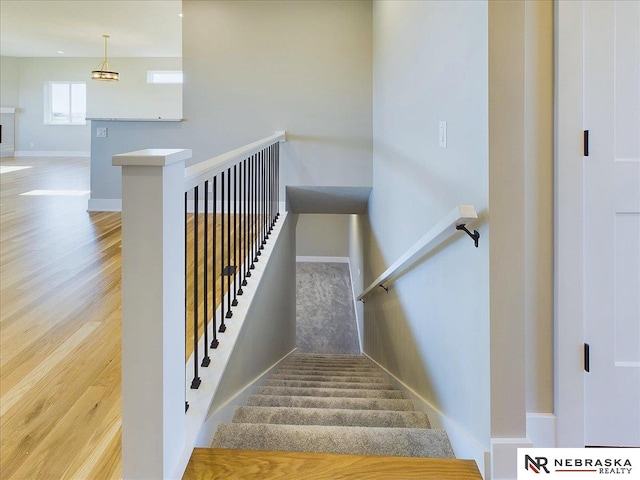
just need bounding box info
[147,70,183,84]
[44,82,86,125]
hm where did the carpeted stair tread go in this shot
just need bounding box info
[232,406,431,428]
[270,373,390,383]
[277,364,378,372]
[264,379,394,390]
[274,368,386,378]
[256,386,403,399]
[276,366,385,375]
[284,357,372,365]
[246,394,415,411]
[211,423,454,458]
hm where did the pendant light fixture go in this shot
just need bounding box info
[91,35,119,81]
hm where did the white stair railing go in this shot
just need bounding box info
[115,132,286,479]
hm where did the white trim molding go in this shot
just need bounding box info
[15,151,90,158]
[87,198,122,212]
[555,0,586,447]
[526,413,557,448]
[490,437,533,480]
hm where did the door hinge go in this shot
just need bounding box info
[584,343,590,372]
[583,130,589,157]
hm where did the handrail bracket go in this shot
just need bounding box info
[456,224,480,248]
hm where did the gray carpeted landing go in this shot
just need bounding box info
[296,263,360,354]
[211,353,454,459]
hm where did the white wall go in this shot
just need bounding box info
[296,214,349,258]
[182,0,373,188]
[12,57,182,154]
[16,57,92,153]
[0,56,20,107]
[367,0,490,460]
[90,0,373,227]
[87,57,182,119]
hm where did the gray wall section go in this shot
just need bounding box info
[296,262,360,355]
[296,214,349,257]
[90,120,187,200]
[208,213,297,412]
[0,56,20,107]
[88,0,373,205]
[365,0,490,447]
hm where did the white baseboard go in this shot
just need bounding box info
[490,437,533,479]
[364,353,489,479]
[296,256,349,263]
[15,150,90,157]
[87,198,122,212]
[526,412,556,447]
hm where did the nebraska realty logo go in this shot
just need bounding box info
[518,449,640,479]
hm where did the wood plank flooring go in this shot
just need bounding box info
[1,157,123,479]
[0,156,254,478]
[183,448,483,480]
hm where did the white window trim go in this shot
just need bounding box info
[147,70,183,84]
[44,81,87,126]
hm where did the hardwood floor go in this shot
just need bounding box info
[0,156,255,478]
[1,157,122,479]
[183,449,483,480]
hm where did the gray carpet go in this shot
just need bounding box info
[296,263,360,354]
[211,353,454,459]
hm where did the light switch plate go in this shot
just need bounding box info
[96,127,108,138]
[439,121,447,148]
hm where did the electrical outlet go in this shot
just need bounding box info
[96,127,108,138]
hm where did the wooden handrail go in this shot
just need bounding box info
[357,205,478,301]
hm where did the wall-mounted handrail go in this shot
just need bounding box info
[357,205,478,301]
[184,131,286,191]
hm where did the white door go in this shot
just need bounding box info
[584,0,640,447]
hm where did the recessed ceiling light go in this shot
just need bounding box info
[57,50,64,54]
[178,13,183,18]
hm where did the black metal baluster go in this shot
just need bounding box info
[243,158,250,283]
[256,150,264,256]
[184,192,189,412]
[261,148,266,250]
[239,160,246,292]
[270,144,274,231]
[276,142,280,221]
[232,165,238,306]
[211,175,220,345]
[201,182,211,367]
[191,186,201,389]
[266,145,271,239]
[219,171,226,333]
[247,155,253,276]
[226,168,232,319]
[253,152,259,263]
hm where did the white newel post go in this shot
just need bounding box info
[114,149,192,480]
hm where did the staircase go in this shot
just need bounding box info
[210,353,454,458]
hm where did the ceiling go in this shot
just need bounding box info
[0,0,182,57]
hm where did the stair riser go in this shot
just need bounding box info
[257,386,403,399]
[279,364,377,371]
[270,374,390,384]
[264,380,394,390]
[246,395,415,411]
[277,370,378,376]
[212,424,454,458]
[232,406,431,428]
